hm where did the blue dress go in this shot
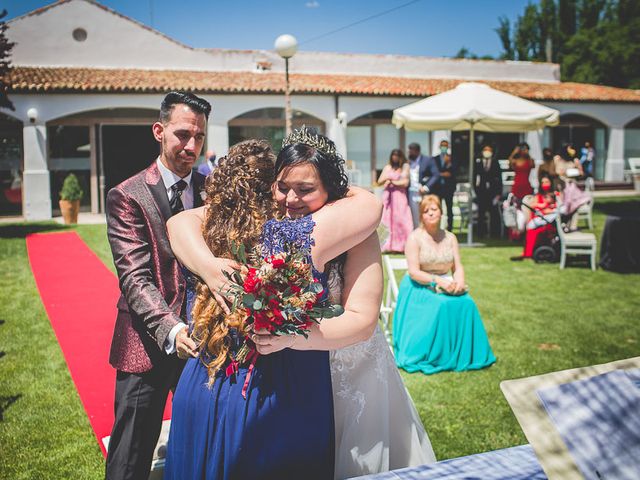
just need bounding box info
[393,275,496,374]
[164,216,334,480]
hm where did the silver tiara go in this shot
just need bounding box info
[282,125,337,156]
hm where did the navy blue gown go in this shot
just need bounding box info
[164,216,335,480]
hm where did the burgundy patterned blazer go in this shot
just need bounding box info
[106,161,205,373]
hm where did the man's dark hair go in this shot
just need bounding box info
[408,142,421,151]
[159,91,211,123]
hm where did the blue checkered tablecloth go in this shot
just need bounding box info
[352,444,546,479]
[537,368,640,480]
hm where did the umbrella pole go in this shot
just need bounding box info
[467,123,474,245]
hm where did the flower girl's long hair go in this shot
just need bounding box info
[191,139,276,384]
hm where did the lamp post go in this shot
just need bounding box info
[274,34,298,135]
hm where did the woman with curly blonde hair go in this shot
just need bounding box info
[189,139,276,382]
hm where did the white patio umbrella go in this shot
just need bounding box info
[392,82,560,245]
[329,115,348,158]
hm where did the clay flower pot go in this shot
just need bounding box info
[59,199,80,224]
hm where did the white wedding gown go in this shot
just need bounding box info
[327,267,436,479]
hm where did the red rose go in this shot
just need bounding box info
[244,276,261,293]
[243,268,261,293]
[271,258,286,268]
[289,284,301,294]
[253,311,274,332]
[270,307,284,325]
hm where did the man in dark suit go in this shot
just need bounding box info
[104,91,210,480]
[407,142,440,227]
[473,144,503,237]
[431,139,457,231]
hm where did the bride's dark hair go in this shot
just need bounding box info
[276,132,350,274]
[275,134,349,202]
[191,139,276,383]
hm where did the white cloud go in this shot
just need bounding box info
[305,1,320,8]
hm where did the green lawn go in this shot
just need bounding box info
[1,197,639,478]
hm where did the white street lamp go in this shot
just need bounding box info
[274,34,298,135]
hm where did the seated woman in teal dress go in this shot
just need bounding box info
[393,195,496,374]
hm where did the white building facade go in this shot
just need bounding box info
[2,0,639,220]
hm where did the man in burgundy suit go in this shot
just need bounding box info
[105,91,210,480]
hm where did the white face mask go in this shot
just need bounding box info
[482,150,492,159]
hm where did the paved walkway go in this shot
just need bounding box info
[593,189,639,198]
[53,213,107,225]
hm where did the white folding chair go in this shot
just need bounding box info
[629,158,640,190]
[556,213,597,271]
[379,255,407,344]
[576,177,595,229]
[452,183,476,233]
[502,171,515,197]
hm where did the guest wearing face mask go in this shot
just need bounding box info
[537,147,560,189]
[512,175,558,260]
[407,143,441,228]
[430,139,457,231]
[508,142,534,200]
[473,144,503,238]
[559,144,584,178]
[580,141,595,178]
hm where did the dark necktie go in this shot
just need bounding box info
[169,179,188,215]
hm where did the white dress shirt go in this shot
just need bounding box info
[156,158,194,354]
[156,157,194,210]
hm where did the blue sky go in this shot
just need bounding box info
[4,0,533,58]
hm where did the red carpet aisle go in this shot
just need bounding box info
[27,232,172,456]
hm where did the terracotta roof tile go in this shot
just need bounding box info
[5,66,640,103]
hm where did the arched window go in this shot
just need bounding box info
[624,117,640,172]
[347,110,429,187]
[0,113,24,217]
[552,114,608,180]
[228,108,325,152]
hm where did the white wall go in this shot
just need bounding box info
[6,90,640,220]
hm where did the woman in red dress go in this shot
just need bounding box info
[509,142,534,200]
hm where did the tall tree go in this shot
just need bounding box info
[0,9,15,111]
[538,0,558,61]
[495,0,640,88]
[577,0,606,29]
[515,3,542,60]
[495,16,514,60]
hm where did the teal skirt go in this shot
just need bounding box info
[393,275,496,374]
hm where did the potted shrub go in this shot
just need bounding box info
[59,173,83,224]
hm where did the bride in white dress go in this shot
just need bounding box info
[327,264,435,478]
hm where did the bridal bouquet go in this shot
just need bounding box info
[222,243,343,396]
